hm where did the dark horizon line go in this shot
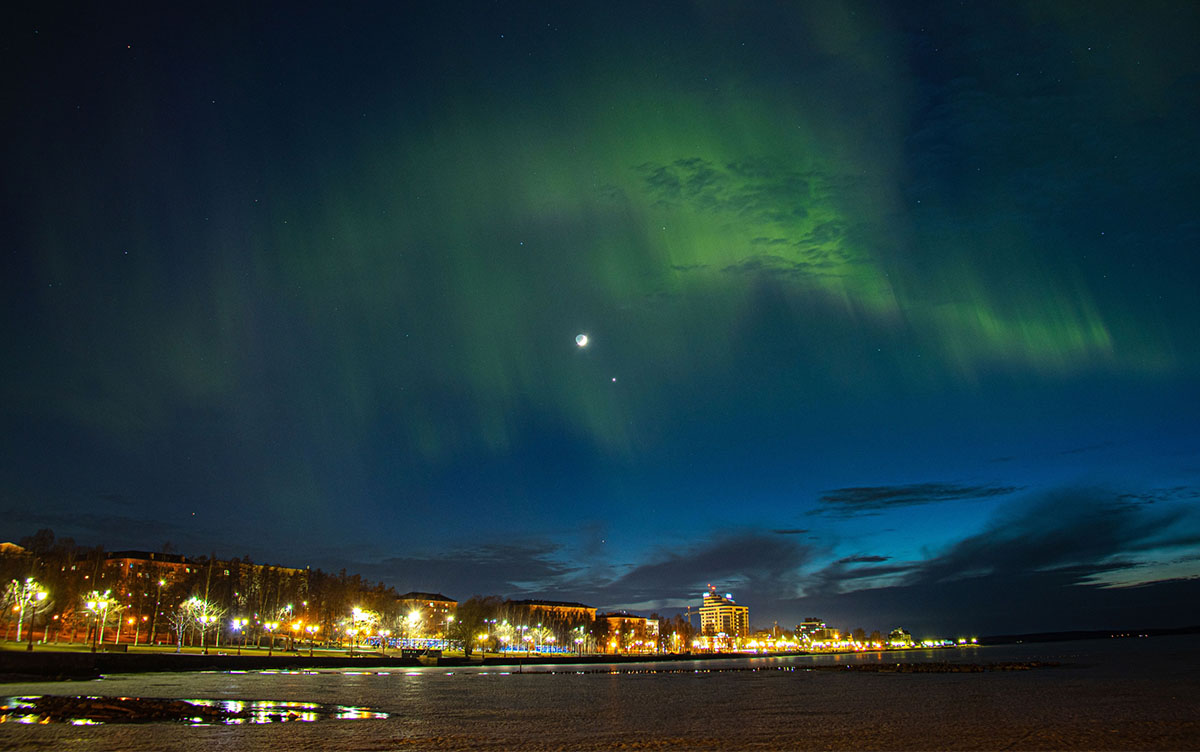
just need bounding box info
[978,624,1200,645]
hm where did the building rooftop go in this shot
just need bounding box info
[509,599,594,609]
[397,592,457,603]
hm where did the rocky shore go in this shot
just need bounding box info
[9,695,260,724]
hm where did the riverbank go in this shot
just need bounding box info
[0,641,990,682]
[0,646,802,682]
[0,649,424,682]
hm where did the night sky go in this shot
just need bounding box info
[4,1,1199,636]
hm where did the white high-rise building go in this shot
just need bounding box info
[699,586,749,648]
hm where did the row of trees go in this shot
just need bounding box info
[1,530,409,651]
[450,596,699,656]
[4,530,703,656]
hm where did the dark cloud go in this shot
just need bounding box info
[771,529,810,536]
[365,542,580,601]
[913,489,1191,585]
[721,254,823,278]
[6,508,208,553]
[836,554,890,564]
[1118,486,1200,506]
[1056,441,1116,456]
[633,157,866,276]
[590,532,812,609]
[788,488,1200,634]
[812,482,1021,517]
[804,557,916,599]
[750,236,790,246]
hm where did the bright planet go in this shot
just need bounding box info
[575,334,588,347]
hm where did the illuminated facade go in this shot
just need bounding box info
[698,588,749,650]
[599,612,660,653]
[795,617,826,643]
[397,592,458,637]
[106,550,197,583]
[506,599,597,624]
[888,627,914,648]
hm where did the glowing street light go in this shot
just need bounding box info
[306,624,319,657]
[407,610,421,648]
[199,613,216,655]
[12,578,48,651]
[85,592,114,653]
[127,616,149,648]
[231,618,248,655]
[264,621,279,656]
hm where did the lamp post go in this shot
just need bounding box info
[380,629,390,658]
[149,579,165,646]
[200,614,211,654]
[306,624,318,657]
[14,579,48,651]
[349,606,368,656]
[86,592,113,653]
[407,611,421,650]
[264,621,279,655]
[232,618,247,655]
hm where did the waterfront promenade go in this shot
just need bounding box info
[0,641,768,681]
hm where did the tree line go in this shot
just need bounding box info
[2,530,700,654]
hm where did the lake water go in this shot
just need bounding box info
[1,636,1197,750]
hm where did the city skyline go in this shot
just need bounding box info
[3,1,1199,636]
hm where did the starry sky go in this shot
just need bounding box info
[3,1,1199,636]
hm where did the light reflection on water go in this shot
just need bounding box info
[0,696,387,725]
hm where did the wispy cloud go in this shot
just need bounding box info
[364,542,580,600]
[836,554,890,564]
[812,482,1021,517]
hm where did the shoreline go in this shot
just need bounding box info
[0,648,781,682]
[0,644,984,683]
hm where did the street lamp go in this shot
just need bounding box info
[232,618,248,655]
[306,624,319,657]
[85,592,113,653]
[264,621,279,656]
[13,579,48,652]
[407,611,421,649]
[349,606,371,656]
[200,614,216,655]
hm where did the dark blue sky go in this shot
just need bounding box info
[3,1,1199,635]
